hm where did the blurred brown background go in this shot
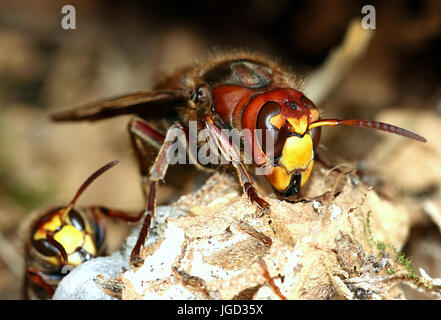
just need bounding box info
[0,0,440,299]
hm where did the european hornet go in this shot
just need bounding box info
[51,52,426,266]
[23,160,145,299]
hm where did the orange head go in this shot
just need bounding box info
[252,88,426,197]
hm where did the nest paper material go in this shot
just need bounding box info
[53,168,425,300]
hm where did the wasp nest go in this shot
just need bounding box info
[52,171,421,300]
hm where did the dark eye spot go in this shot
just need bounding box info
[69,209,85,231]
[193,85,211,103]
[33,239,59,257]
[285,101,297,110]
[300,95,317,110]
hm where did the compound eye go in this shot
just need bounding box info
[68,209,85,231]
[310,127,321,150]
[33,238,59,257]
[257,101,281,130]
[257,101,289,159]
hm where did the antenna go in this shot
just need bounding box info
[308,119,426,142]
[66,160,119,211]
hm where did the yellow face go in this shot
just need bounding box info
[265,133,315,195]
[262,110,317,196]
[263,110,318,196]
[32,207,97,267]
